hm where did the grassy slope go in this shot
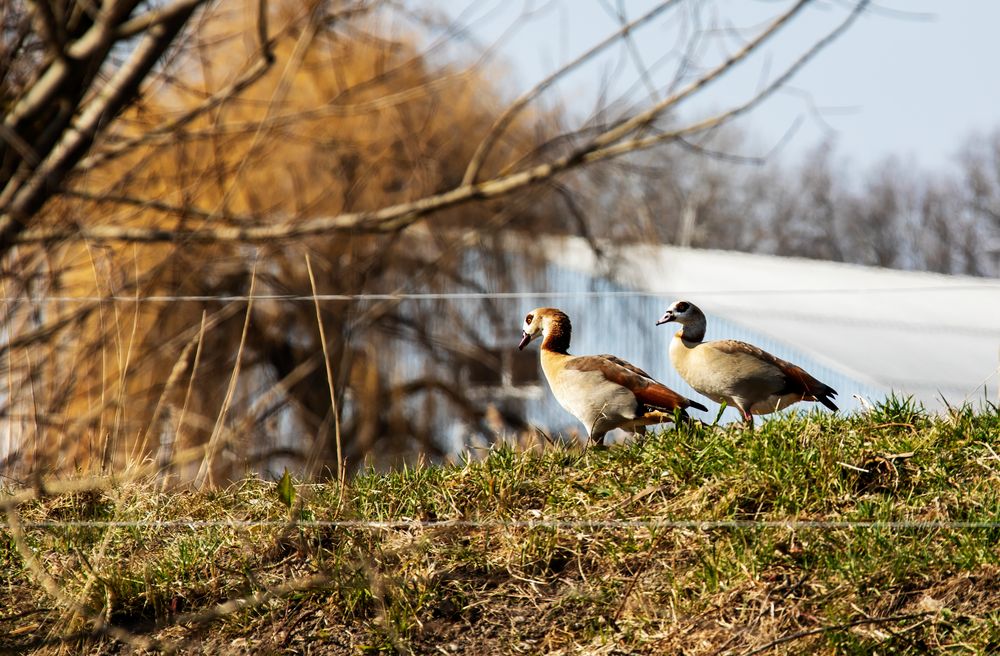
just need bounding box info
[3,398,1000,654]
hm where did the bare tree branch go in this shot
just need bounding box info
[14,0,870,246]
[585,0,869,159]
[0,0,208,249]
[115,0,210,40]
[461,0,683,186]
[587,0,811,153]
[26,0,66,56]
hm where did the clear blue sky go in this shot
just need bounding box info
[437,1,1000,171]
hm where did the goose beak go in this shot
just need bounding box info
[518,331,533,350]
[656,311,675,326]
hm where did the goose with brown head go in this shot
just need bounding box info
[520,308,707,445]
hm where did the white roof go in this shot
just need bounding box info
[544,237,1000,408]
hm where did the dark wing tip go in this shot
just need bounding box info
[688,399,708,412]
[817,384,838,412]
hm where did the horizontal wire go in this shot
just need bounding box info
[8,519,1000,530]
[1,284,998,304]
[3,289,997,342]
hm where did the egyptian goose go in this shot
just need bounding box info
[518,307,707,445]
[656,301,838,426]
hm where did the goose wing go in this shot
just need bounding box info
[567,355,708,413]
[710,340,838,410]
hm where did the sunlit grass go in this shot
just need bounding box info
[3,398,1000,653]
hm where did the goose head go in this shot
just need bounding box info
[518,307,569,350]
[656,300,698,326]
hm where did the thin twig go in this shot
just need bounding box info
[583,0,870,161]
[304,254,345,490]
[461,0,682,186]
[194,259,258,488]
[587,0,812,154]
[78,57,272,171]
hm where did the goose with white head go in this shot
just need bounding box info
[519,307,707,446]
[656,300,838,426]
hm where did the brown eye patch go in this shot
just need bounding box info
[675,302,690,312]
[525,313,534,324]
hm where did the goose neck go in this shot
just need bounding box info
[541,317,571,354]
[680,319,706,343]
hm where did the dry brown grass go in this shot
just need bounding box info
[2,0,564,482]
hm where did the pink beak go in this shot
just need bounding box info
[517,331,532,350]
[656,311,675,326]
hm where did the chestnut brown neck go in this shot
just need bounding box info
[541,313,571,354]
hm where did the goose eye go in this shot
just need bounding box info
[525,313,534,324]
[676,302,689,312]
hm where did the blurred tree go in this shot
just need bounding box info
[2,0,573,482]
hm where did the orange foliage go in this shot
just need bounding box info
[6,0,562,481]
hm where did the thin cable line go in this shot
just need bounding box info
[3,289,997,341]
[2,284,998,303]
[9,519,1000,530]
